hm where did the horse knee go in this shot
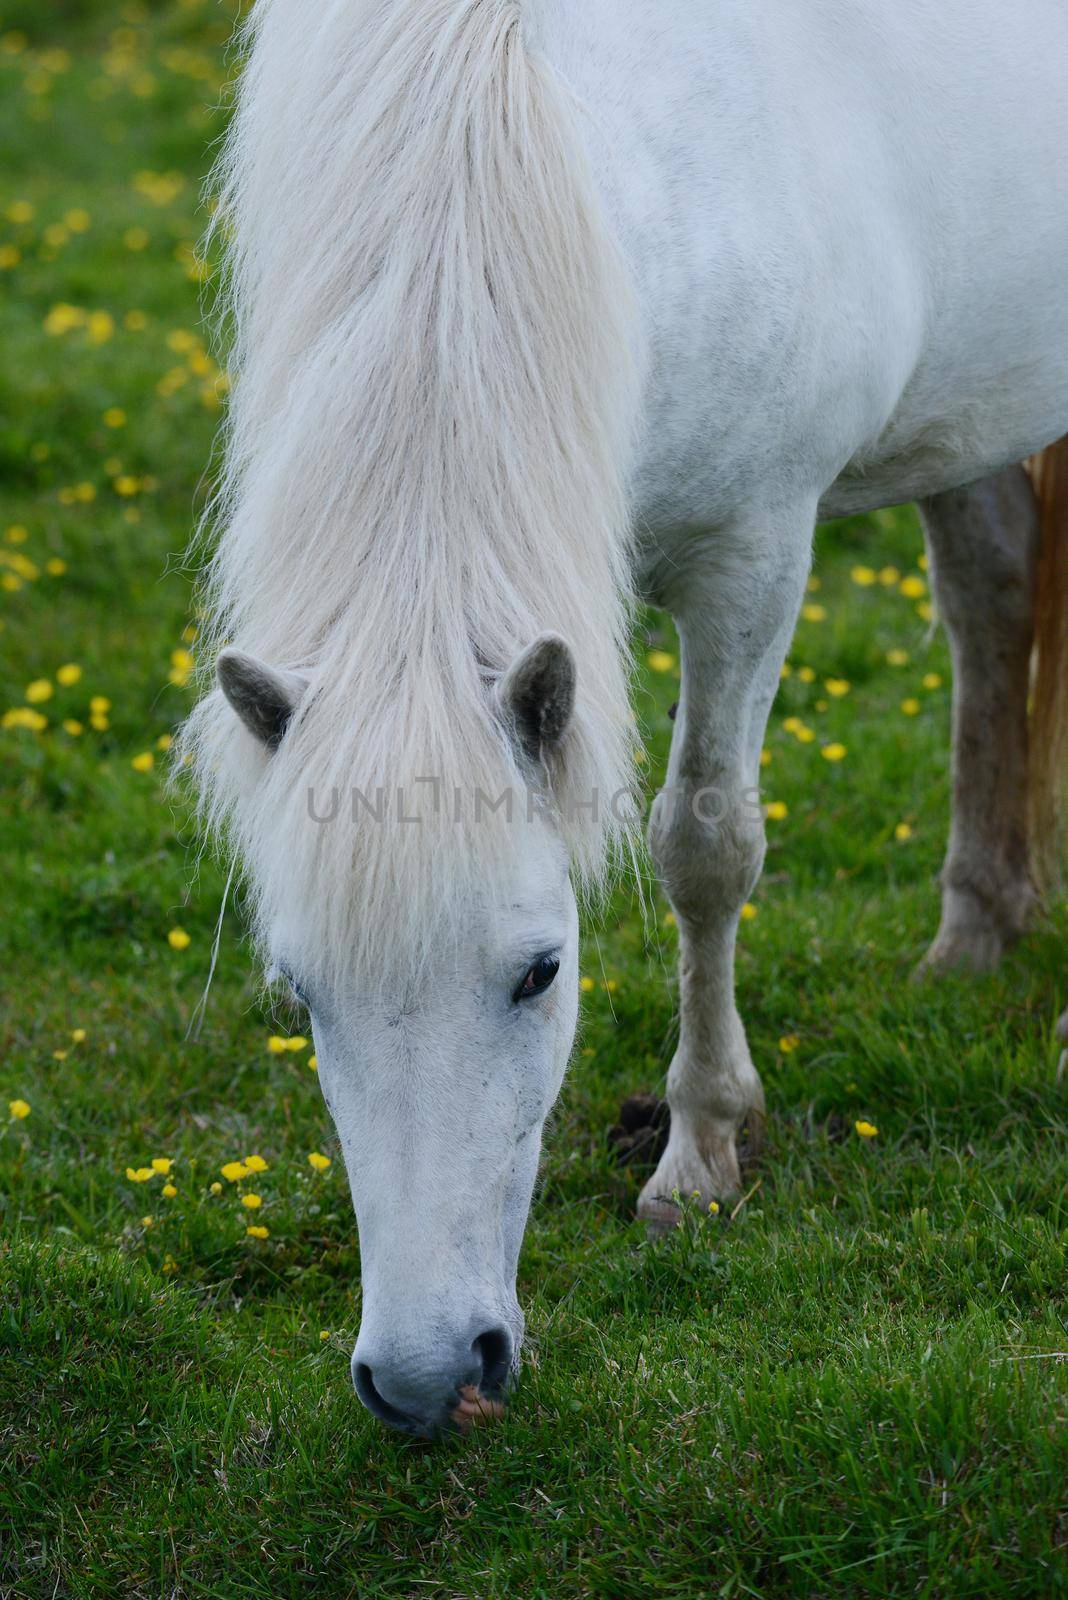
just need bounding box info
[649,785,765,926]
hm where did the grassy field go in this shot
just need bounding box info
[1,5,1066,1597]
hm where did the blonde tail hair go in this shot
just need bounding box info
[1028,436,1068,890]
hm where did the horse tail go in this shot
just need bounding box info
[1027,435,1068,889]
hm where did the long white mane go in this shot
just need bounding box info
[182,0,641,986]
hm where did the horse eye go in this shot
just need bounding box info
[513,953,560,1003]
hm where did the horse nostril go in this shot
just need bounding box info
[472,1325,512,1395]
[353,1361,424,1435]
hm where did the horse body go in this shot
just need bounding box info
[533,0,1068,537]
[192,0,1068,1434]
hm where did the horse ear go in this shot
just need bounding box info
[496,634,576,762]
[216,649,308,751]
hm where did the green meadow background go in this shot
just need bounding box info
[1,4,1065,1596]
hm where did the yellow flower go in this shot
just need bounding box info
[760,748,772,767]
[899,575,926,599]
[246,1224,269,1239]
[220,1161,248,1183]
[70,1028,86,1043]
[151,1157,172,1174]
[779,663,793,679]
[244,1154,268,1173]
[850,565,877,587]
[707,1200,720,1215]
[124,309,147,331]
[801,603,826,622]
[894,822,913,841]
[89,714,109,731]
[284,1036,308,1052]
[156,733,173,751]
[879,566,900,587]
[797,665,815,683]
[86,310,114,345]
[922,672,942,690]
[113,476,139,497]
[5,525,27,543]
[886,648,909,667]
[45,558,67,576]
[2,708,47,731]
[740,902,758,922]
[604,978,618,993]
[319,1330,331,1341]
[916,601,933,622]
[766,800,788,821]
[9,1099,30,1120]
[170,647,194,672]
[25,679,53,703]
[795,726,815,744]
[126,1166,153,1182]
[52,1050,68,1061]
[647,649,676,674]
[825,678,850,698]
[806,575,821,592]
[56,663,82,686]
[266,1035,288,1054]
[778,1035,800,1053]
[855,1120,878,1139]
[161,1183,177,1199]
[167,927,190,950]
[89,695,111,714]
[140,1216,153,1228]
[64,208,90,232]
[662,910,676,928]
[821,743,847,761]
[241,1192,263,1209]
[307,1152,331,1172]
[103,407,126,429]
[44,302,84,336]
[209,1181,222,1195]
[900,698,920,716]
[131,751,154,772]
[579,976,595,993]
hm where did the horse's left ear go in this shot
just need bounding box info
[216,648,309,751]
[496,633,576,762]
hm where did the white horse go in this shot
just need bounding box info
[185,0,1068,1436]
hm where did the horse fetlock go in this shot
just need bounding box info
[917,878,1035,977]
[636,1074,764,1232]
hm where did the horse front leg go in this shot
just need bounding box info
[638,513,814,1229]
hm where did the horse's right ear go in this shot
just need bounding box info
[216,649,309,751]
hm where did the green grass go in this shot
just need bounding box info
[1,7,1065,1597]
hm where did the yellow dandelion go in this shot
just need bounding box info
[2,708,47,731]
[780,663,793,679]
[766,800,788,821]
[284,1036,308,1052]
[778,1035,800,1053]
[917,601,933,622]
[899,575,926,599]
[579,976,595,992]
[850,565,877,587]
[901,698,920,716]
[89,695,111,714]
[52,1050,68,1061]
[320,1330,331,1342]
[246,1225,269,1239]
[922,672,942,690]
[64,208,90,232]
[220,1161,248,1183]
[5,525,28,543]
[821,743,847,761]
[308,1054,318,1071]
[45,558,66,576]
[266,1035,288,1054]
[879,566,901,587]
[156,733,173,751]
[209,1181,222,1195]
[151,1157,172,1175]
[707,1200,720,1215]
[103,407,126,429]
[801,603,826,622]
[123,227,150,251]
[25,679,53,703]
[89,714,109,731]
[855,1120,878,1139]
[140,1216,153,1229]
[70,1029,86,1043]
[9,1099,30,1120]
[56,663,82,686]
[760,748,772,767]
[795,726,816,744]
[241,1192,263,1209]
[886,648,909,667]
[167,927,190,950]
[244,1154,268,1173]
[894,822,913,841]
[740,902,758,922]
[161,1183,177,1198]
[113,475,139,497]
[825,678,850,697]
[797,665,816,683]
[647,649,676,674]
[307,1152,331,1172]
[662,910,676,928]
